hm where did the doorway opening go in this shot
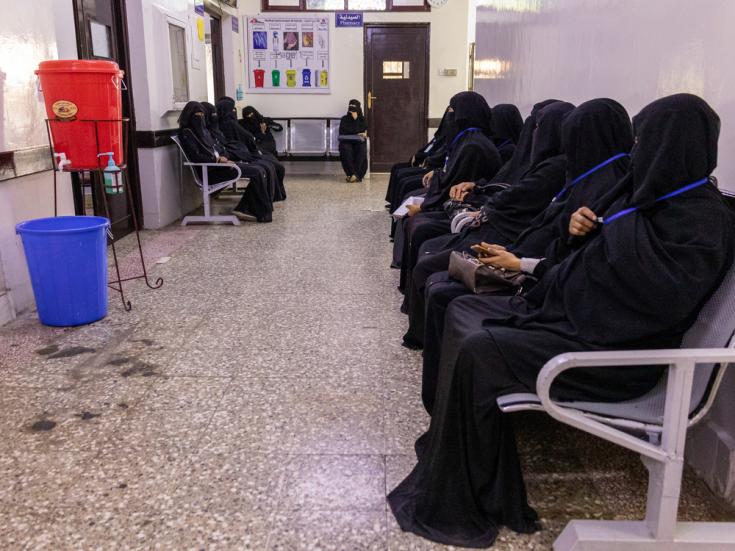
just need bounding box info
[203,10,226,104]
[364,24,430,172]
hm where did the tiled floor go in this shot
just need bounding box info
[0,164,732,550]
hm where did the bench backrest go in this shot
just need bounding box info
[170,134,203,189]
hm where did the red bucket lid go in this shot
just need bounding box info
[35,60,124,76]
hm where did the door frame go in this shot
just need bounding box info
[71,0,144,230]
[206,9,227,101]
[363,23,430,171]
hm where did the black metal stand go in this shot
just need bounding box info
[45,118,163,312]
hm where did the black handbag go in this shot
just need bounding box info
[448,251,526,294]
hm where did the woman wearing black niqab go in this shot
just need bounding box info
[240,105,279,157]
[388,93,734,548]
[420,98,633,409]
[400,101,572,342]
[338,99,368,182]
[177,101,274,223]
[490,103,523,163]
[216,97,287,201]
[394,92,502,291]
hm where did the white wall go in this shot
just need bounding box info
[126,0,211,229]
[231,1,472,119]
[473,0,735,192]
[0,0,77,324]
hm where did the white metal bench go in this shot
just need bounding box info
[498,261,735,550]
[171,134,244,226]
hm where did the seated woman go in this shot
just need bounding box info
[338,99,368,182]
[385,107,452,213]
[420,98,634,409]
[216,97,287,202]
[388,94,734,548]
[392,92,502,276]
[240,106,281,157]
[399,101,573,326]
[177,101,273,223]
[490,103,523,163]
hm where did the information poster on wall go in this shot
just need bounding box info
[245,15,330,94]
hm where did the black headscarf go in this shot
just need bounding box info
[485,98,561,186]
[510,98,633,258]
[240,105,262,134]
[491,104,523,145]
[448,91,492,137]
[216,96,239,124]
[340,99,367,135]
[177,101,217,151]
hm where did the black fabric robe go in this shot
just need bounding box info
[420,98,635,409]
[240,105,279,156]
[400,102,573,345]
[216,97,287,201]
[388,93,735,548]
[395,92,502,299]
[177,101,273,222]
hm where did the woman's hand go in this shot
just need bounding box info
[218,156,230,163]
[406,204,422,217]
[422,170,434,188]
[259,122,267,134]
[351,111,358,120]
[476,244,520,271]
[569,207,598,236]
[449,181,476,201]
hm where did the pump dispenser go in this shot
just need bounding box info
[97,152,123,195]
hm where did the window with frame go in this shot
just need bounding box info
[168,22,190,104]
[262,0,427,11]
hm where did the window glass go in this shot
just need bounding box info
[90,20,112,58]
[391,0,425,5]
[267,0,301,4]
[168,23,189,103]
[305,0,346,9]
[383,60,409,79]
[348,0,387,9]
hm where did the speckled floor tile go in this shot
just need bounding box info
[202,377,385,455]
[2,170,734,549]
[281,455,386,512]
[268,509,386,551]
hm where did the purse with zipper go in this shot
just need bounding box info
[448,251,527,294]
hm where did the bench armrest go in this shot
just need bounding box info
[536,348,735,460]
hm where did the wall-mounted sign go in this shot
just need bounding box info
[232,16,239,33]
[194,0,204,15]
[335,12,363,28]
[245,15,330,94]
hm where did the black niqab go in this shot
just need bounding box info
[491,103,523,145]
[449,91,492,136]
[178,101,217,152]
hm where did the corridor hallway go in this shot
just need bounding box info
[0,166,731,549]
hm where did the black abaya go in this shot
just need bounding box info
[389,94,735,548]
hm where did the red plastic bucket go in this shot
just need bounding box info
[36,60,124,170]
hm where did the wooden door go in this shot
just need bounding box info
[208,14,227,101]
[72,0,142,238]
[364,24,429,172]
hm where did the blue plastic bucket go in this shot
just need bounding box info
[15,216,110,327]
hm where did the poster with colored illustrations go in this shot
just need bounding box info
[245,16,330,94]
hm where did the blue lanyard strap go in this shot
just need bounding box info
[601,177,710,225]
[552,152,629,202]
[444,127,481,172]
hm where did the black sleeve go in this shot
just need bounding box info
[179,129,217,164]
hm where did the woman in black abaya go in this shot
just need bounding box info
[178,101,274,223]
[395,92,502,288]
[388,93,734,548]
[400,101,573,341]
[216,97,287,201]
[240,105,279,156]
[338,99,368,182]
[421,98,634,410]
